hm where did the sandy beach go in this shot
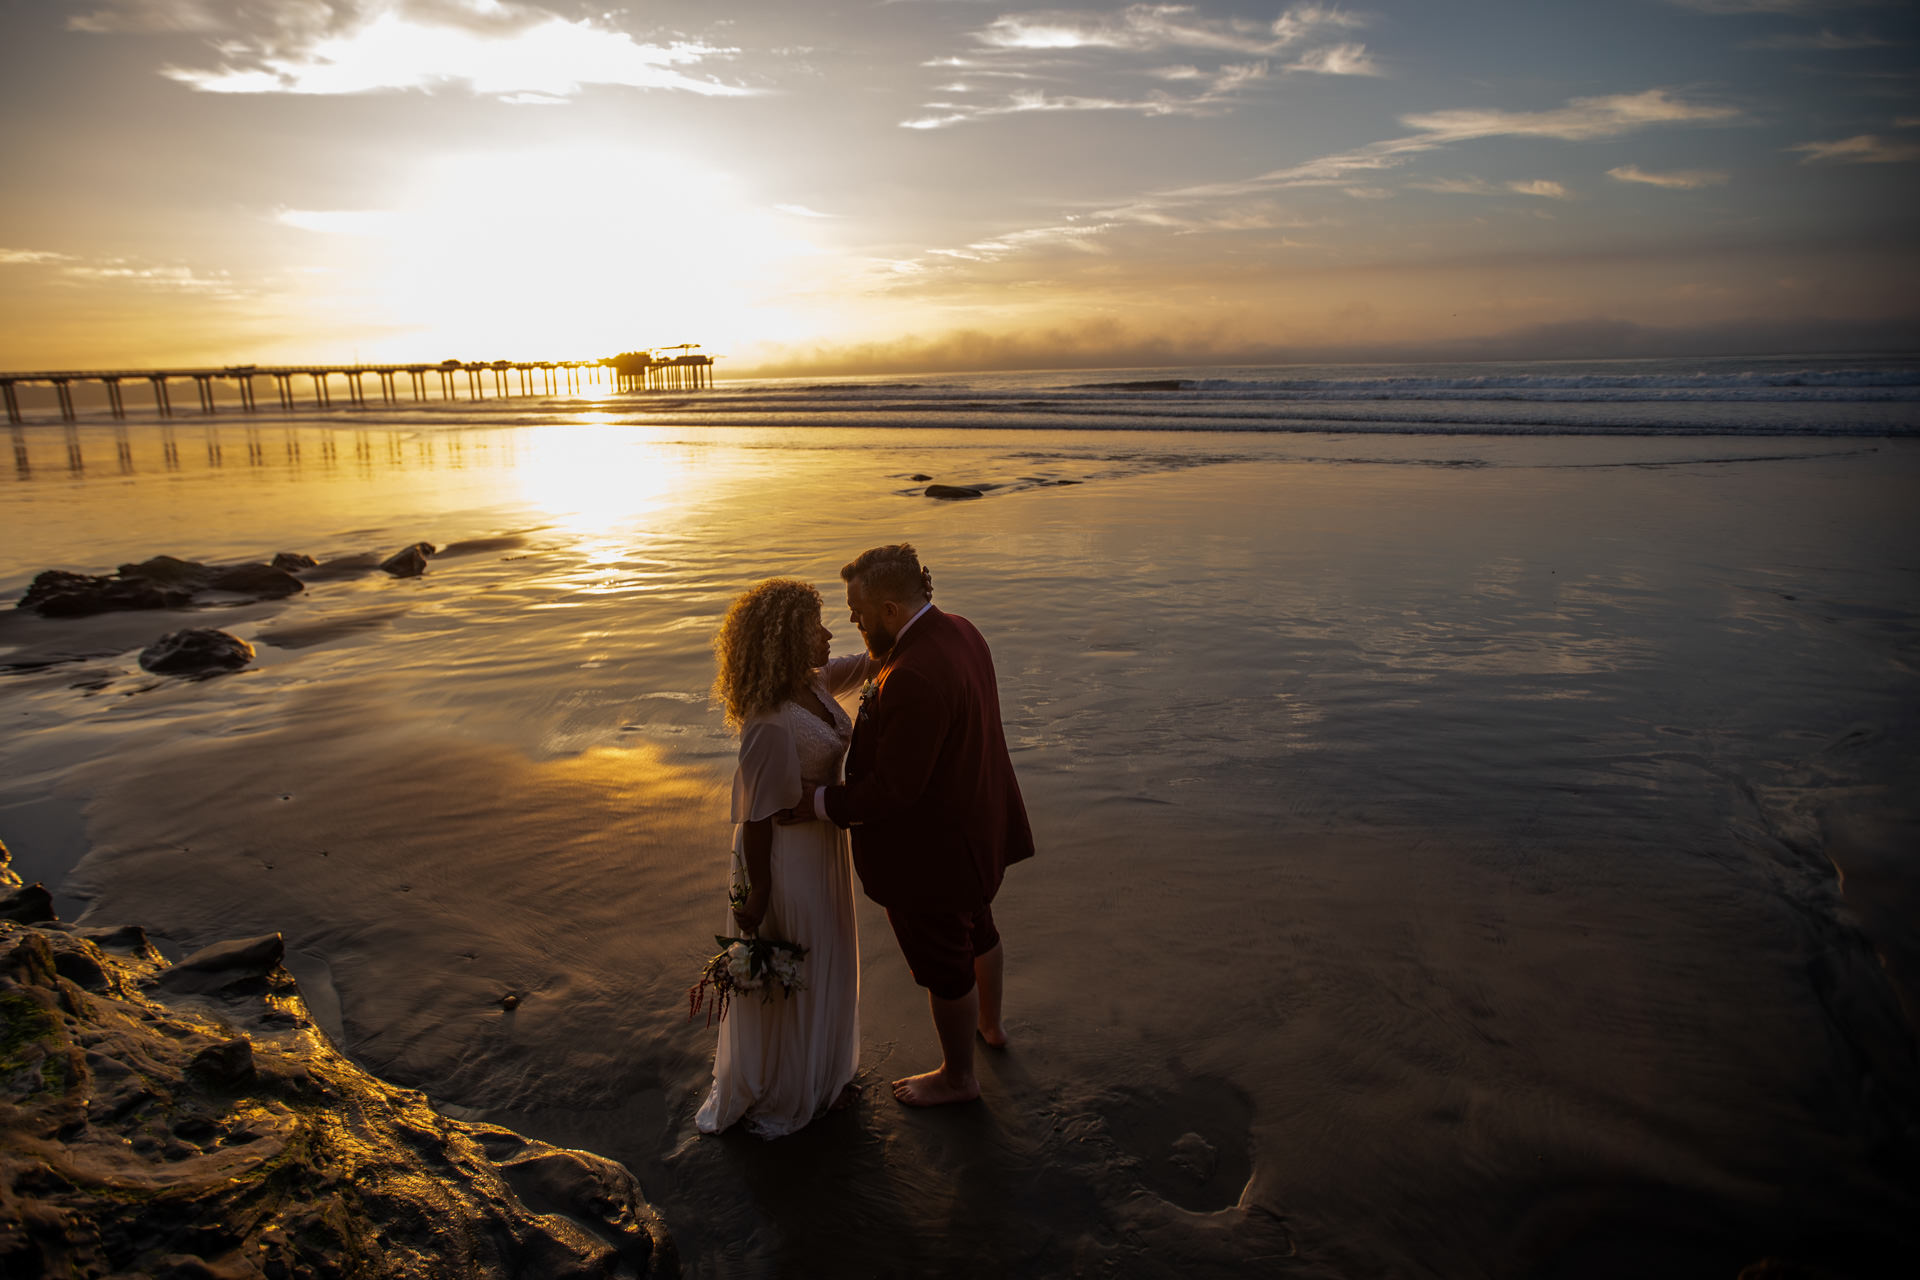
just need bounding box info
[3,415,1917,1276]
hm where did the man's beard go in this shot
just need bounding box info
[861,621,897,659]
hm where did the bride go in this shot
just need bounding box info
[695,578,870,1137]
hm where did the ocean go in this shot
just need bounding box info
[3,353,1917,1276]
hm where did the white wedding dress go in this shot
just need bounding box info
[695,655,868,1138]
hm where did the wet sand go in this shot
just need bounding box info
[3,424,1917,1276]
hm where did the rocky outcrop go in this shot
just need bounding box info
[137,628,255,676]
[0,903,674,1278]
[15,539,460,617]
[924,484,984,500]
[17,556,303,617]
[379,542,437,578]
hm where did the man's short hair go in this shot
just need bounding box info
[841,543,931,603]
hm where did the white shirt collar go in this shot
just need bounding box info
[894,599,934,641]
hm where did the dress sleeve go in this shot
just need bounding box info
[818,653,874,700]
[730,712,802,823]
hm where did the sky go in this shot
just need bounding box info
[1,0,1916,375]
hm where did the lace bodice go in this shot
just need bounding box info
[791,680,853,786]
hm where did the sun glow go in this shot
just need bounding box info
[281,146,839,363]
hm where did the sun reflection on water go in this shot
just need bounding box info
[511,423,694,547]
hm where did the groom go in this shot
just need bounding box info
[781,543,1033,1106]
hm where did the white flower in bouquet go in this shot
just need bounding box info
[688,931,810,1026]
[725,941,761,989]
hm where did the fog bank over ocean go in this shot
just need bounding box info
[3,358,1917,1276]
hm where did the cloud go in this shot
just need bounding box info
[1410,177,1570,199]
[1399,89,1740,143]
[973,3,1361,55]
[908,4,1373,127]
[58,259,241,295]
[1287,42,1381,76]
[67,1,226,33]
[896,87,1735,278]
[902,63,1273,129]
[1789,133,1920,162]
[73,1,748,100]
[775,204,837,219]
[0,248,77,265]
[1608,164,1729,188]
[1740,29,1893,50]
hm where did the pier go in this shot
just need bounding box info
[0,350,717,424]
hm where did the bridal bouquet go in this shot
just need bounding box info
[688,934,808,1026]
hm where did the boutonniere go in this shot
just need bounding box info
[857,679,879,715]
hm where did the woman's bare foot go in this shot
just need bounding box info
[891,1069,980,1107]
[977,1021,1008,1049]
[829,1080,862,1112]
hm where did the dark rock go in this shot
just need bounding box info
[18,554,306,616]
[909,473,932,482]
[188,1037,257,1088]
[1052,478,1083,485]
[76,923,162,963]
[269,552,318,572]
[18,569,191,617]
[1,882,57,924]
[379,543,435,578]
[154,933,286,995]
[924,484,984,500]
[500,994,520,1011]
[52,947,109,991]
[117,555,211,587]
[138,629,255,676]
[205,564,304,599]
[1,919,674,1278]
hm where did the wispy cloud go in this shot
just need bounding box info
[907,4,1376,127]
[1410,177,1571,199]
[0,248,77,265]
[902,65,1273,130]
[899,87,1738,275]
[775,204,837,219]
[71,1,748,101]
[1399,89,1740,143]
[974,3,1362,55]
[1287,42,1382,76]
[1789,133,1920,162]
[1608,164,1729,188]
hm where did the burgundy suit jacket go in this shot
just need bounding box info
[823,607,1034,913]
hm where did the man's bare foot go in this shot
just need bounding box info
[829,1080,862,1112]
[891,1069,980,1107]
[977,1021,1008,1049]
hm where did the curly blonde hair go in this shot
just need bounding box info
[712,578,823,730]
